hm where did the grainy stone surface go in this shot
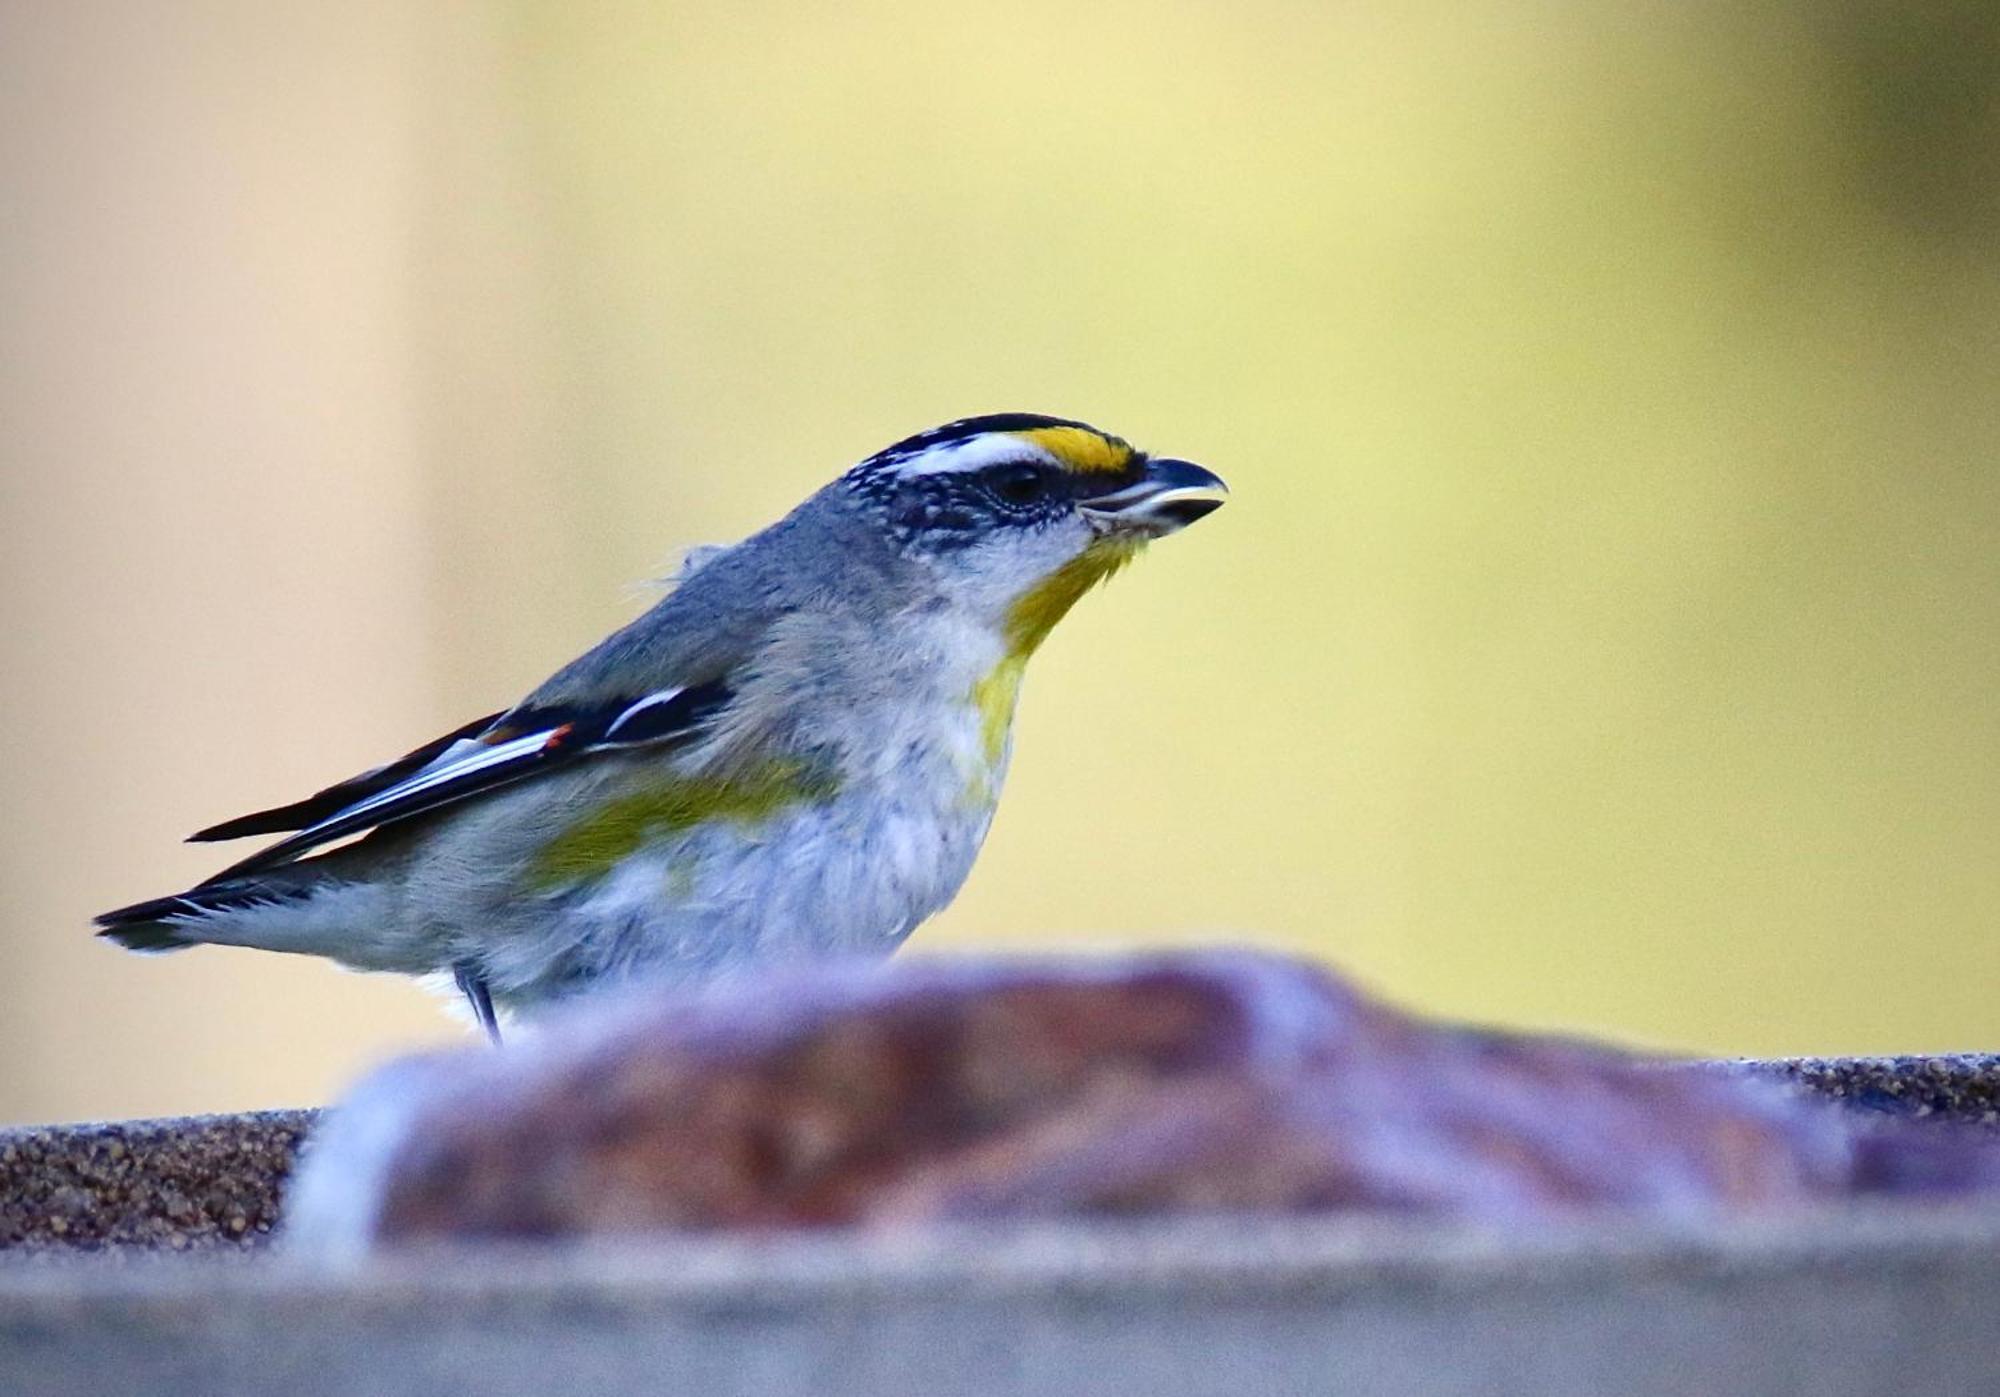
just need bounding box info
[0,1110,314,1257]
[1743,1054,2000,1127]
[274,953,2000,1253]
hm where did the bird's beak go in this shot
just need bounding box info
[1079,458,1229,537]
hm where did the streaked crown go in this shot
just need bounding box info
[855,412,1138,476]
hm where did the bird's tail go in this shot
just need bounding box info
[94,859,402,967]
[95,880,297,952]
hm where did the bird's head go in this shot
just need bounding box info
[842,413,1227,659]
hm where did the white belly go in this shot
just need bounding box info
[457,609,1021,1012]
[474,710,1008,1012]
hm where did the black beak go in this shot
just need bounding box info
[1079,458,1229,536]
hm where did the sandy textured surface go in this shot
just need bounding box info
[0,1110,315,1257]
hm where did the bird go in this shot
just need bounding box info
[95,413,1228,1040]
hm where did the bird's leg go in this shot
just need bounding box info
[453,960,503,1045]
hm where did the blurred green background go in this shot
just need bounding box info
[2,1,1996,1124]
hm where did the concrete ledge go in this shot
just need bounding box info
[5,1203,2000,1396]
[1,1057,1995,1257]
[3,1057,1999,1393]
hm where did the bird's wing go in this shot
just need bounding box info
[195,679,734,880]
[183,497,821,882]
[189,711,507,843]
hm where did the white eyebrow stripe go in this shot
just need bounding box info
[883,433,1062,477]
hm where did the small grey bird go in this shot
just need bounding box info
[97,414,1227,1038]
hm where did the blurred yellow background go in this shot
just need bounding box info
[3,2,1996,1125]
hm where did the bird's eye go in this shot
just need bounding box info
[989,463,1051,508]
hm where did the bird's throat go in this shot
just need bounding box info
[968,536,1145,770]
[1000,536,1145,658]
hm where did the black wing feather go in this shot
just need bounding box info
[189,711,505,842]
[197,679,735,882]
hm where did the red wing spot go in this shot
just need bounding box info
[541,723,576,751]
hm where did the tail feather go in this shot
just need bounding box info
[95,862,412,970]
[95,883,310,953]
[95,916,197,953]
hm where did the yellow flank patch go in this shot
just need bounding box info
[1001,536,1145,658]
[528,760,839,889]
[1012,425,1134,476]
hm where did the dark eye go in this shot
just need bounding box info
[989,462,1051,508]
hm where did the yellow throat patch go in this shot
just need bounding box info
[970,535,1145,767]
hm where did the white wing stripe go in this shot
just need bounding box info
[303,729,554,834]
[602,687,687,742]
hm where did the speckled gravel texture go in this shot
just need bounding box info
[0,1110,317,1257]
[1,1057,1994,1258]
[1738,1055,2000,1128]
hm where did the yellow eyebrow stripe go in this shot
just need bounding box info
[1011,426,1134,475]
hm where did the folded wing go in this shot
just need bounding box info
[189,711,507,843]
[194,680,733,881]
